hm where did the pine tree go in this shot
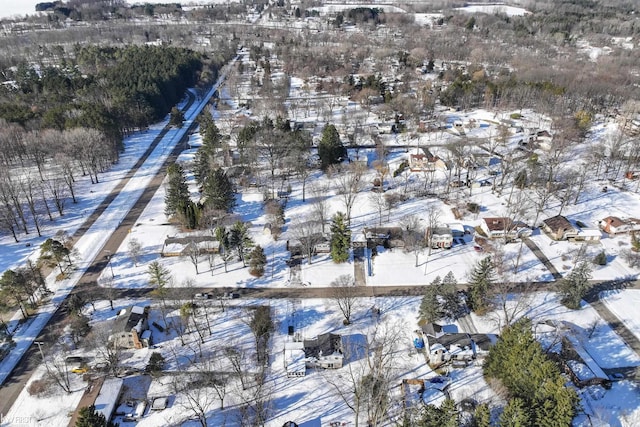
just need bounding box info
[468,257,495,314]
[419,276,441,324]
[500,398,530,427]
[592,250,607,266]
[75,404,118,427]
[229,221,253,267]
[441,271,461,318]
[248,245,267,277]
[194,113,221,185]
[558,260,592,309]
[148,261,171,287]
[330,212,351,263]
[164,163,190,218]
[484,317,578,427]
[169,106,185,127]
[202,168,236,212]
[473,403,491,427]
[318,123,346,170]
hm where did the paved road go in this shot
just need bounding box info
[0,92,199,418]
[522,236,563,280]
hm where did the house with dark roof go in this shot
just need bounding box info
[303,333,343,369]
[108,306,151,349]
[541,215,578,240]
[480,217,529,240]
[420,323,496,367]
[542,215,601,241]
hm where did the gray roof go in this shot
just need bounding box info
[303,333,342,358]
[112,306,148,334]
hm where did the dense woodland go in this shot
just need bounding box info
[0,45,207,138]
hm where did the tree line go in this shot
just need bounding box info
[0,45,207,140]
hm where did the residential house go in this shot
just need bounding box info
[420,323,496,367]
[108,306,151,349]
[303,333,343,369]
[542,215,578,240]
[161,235,220,257]
[599,216,640,235]
[427,226,453,249]
[363,227,405,249]
[480,217,529,240]
[409,149,448,172]
[542,215,601,241]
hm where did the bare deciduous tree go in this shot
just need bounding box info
[332,163,366,226]
[329,274,358,325]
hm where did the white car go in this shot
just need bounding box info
[194,293,211,300]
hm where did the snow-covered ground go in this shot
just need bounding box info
[6,289,640,426]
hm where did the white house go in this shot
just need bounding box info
[481,217,529,240]
[428,226,453,249]
[599,216,640,235]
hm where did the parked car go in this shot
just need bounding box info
[194,293,211,300]
[218,292,240,300]
[151,396,169,411]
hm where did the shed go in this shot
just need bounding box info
[94,378,124,422]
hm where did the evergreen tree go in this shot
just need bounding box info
[169,106,185,127]
[484,318,578,427]
[248,245,267,277]
[558,260,592,309]
[76,404,118,427]
[500,398,530,427]
[330,212,351,263]
[178,200,202,230]
[202,168,236,212]
[473,403,491,427]
[164,164,190,218]
[419,276,441,324]
[194,113,221,185]
[40,238,71,274]
[592,250,607,266]
[318,123,346,170]
[229,221,253,267]
[148,261,171,287]
[440,271,461,318]
[468,256,496,314]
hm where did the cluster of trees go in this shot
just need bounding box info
[0,124,117,241]
[484,317,579,426]
[418,272,463,324]
[0,45,206,140]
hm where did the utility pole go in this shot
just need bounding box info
[105,250,114,278]
[34,341,45,362]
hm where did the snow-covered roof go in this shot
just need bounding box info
[94,378,124,421]
[284,341,306,374]
[578,228,602,237]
